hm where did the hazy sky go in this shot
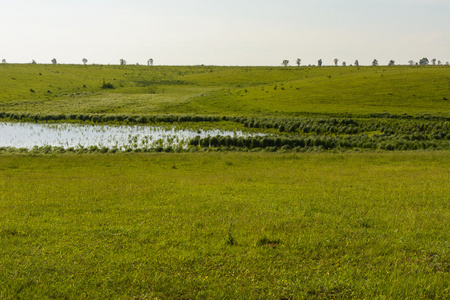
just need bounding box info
[2,0,449,66]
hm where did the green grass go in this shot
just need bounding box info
[0,152,449,299]
[1,64,449,117]
[1,63,449,298]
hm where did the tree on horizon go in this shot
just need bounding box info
[419,58,429,66]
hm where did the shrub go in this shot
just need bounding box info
[225,233,237,246]
[257,236,281,247]
[101,81,115,89]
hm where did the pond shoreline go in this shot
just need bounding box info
[0,122,260,151]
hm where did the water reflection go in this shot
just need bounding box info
[0,122,260,150]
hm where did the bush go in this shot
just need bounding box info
[257,236,281,247]
[101,81,115,89]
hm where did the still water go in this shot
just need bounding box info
[0,122,257,150]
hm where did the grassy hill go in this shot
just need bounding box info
[1,64,449,118]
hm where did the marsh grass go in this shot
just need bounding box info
[0,122,262,151]
[0,152,449,298]
[4,115,448,152]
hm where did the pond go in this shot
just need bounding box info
[0,122,261,150]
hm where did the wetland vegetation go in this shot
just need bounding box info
[0,122,261,152]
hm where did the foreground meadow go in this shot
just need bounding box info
[1,152,449,299]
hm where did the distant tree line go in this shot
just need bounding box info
[0,57,156,66]
[282,57,449,67]
[1,57,449,66]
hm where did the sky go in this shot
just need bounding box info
[1,0,449,66]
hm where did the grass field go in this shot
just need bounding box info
[1,64,449,298]
[1,152,449,299]
[1,64,449,117]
